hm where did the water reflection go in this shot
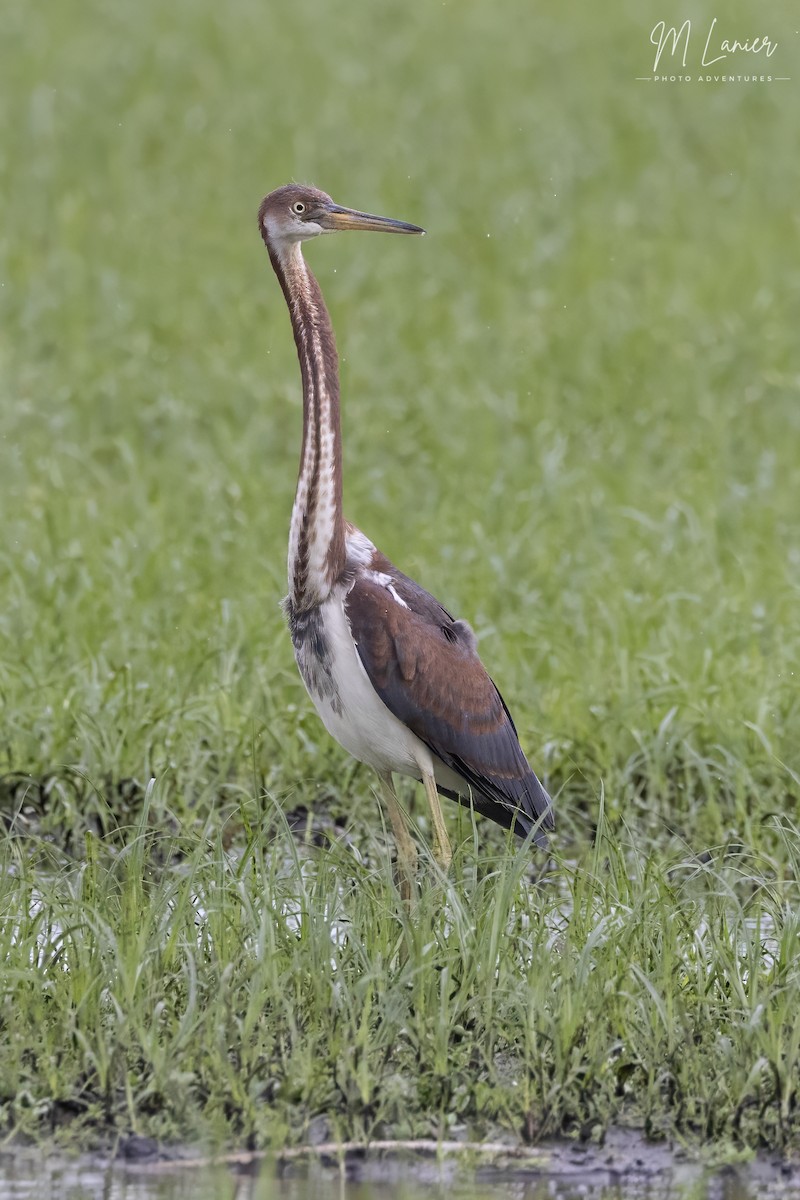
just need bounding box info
[0,1153,778,1200]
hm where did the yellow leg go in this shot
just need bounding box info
[378,772,417,905]
[421,769,452,871]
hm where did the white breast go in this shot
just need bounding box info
[301,589,426,777]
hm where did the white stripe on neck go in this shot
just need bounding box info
[281,242,340,610]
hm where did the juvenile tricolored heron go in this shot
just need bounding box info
[258,184,552,894]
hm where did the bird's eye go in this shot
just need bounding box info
[292,202,306,215]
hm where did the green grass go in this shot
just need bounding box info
[2,0,800,1155]
[3,804,800,1151]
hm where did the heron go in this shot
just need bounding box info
[258,183,553,897]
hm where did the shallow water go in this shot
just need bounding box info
[2,1148,799,1200]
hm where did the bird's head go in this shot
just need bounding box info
[258,184,424,249]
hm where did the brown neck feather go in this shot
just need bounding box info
[268,241,346,610]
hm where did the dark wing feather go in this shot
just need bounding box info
[345,564,553,845]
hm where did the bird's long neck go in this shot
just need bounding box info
[269,241,346,611]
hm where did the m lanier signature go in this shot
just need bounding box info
[650,18,777,71]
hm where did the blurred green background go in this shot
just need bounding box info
[1,0,798,843]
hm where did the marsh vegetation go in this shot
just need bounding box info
[1,0,799,1164]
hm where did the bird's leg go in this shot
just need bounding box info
[421,770,452,871]
[377,771,417,905]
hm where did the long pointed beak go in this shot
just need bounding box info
[321,204,424,236]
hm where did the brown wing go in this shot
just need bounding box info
[344,564,553,845]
